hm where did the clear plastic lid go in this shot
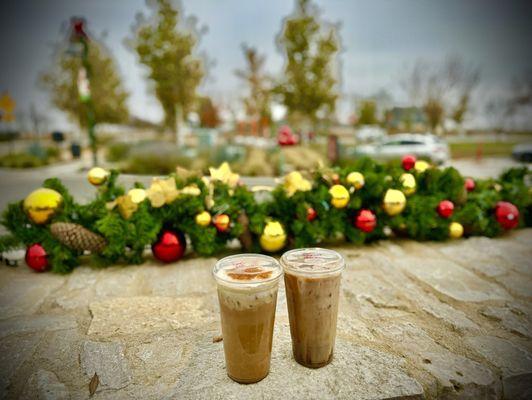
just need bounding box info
[213,253,282,286]
[280,248,345,276]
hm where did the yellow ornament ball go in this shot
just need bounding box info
[128,188,147,204]
[414,160,430,173]
[87,167,109,186]
[449,222,464,239]
[383,189,406,216]
[260,221,287,252]
[346,171,365,189]
[195,211,212,227]
[400,173,416,196]
[329,184,350,208]
[23,188,63,224]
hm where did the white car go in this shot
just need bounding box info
[354,133,450,164]
[355,126,386,143]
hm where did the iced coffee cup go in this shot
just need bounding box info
[281,248,345,368]
[213,254,282,383]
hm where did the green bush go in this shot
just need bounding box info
[0,153,47,168]
[106,142,132,162]
[46,146,61,159]
[122,153,207,175]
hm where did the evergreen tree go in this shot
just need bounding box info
[198,96,220,128]
[357,100,378,126]
[40,34,129,128]
[275,0,340,129]
[128,0,205,140]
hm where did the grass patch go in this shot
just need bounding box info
[450,142,516,158]
[0,146,61,168]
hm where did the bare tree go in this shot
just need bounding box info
[400,56,480,133]
[29,104,48,140]
[234,44,272,135]
[507,70,532,113]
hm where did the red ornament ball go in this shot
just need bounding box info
[495,201,519,230]
[355,209,377,233]
[437,200,454,218]
[402,155,417,171]
[25,243,49,272]
[213,214,230,232]
[464,178,475,192]
[152,230,186,263]
[306,207,317,222]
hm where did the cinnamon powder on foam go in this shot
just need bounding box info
[227,266,273,281]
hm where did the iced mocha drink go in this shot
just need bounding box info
[213,254,282,383]
[281,248,345,368]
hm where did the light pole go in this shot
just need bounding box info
[69,17,97,166]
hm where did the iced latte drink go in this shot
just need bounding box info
[213,254,282,383]
[281,248,345,368]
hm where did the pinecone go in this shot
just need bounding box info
[50,222,106,253]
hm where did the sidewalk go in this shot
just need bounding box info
[0,229,530,399]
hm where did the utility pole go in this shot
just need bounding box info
[69,17,97,166]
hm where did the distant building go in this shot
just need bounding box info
[385,107,428,132]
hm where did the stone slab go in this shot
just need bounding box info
[494,273,532,299]
[0,314,77,339]
[0,271,65,319]
[434,241,509,278]
[81,340,132,390]
[369,251,479,332]
[466,336,532,400]
[0,333,43,398]
[166,320,424,400]
[480,306,531,338]
[395,256,510,302]
[375,322,499,399]
[88,296,212,337]
[20,369,69,400]
[465,236,532,277]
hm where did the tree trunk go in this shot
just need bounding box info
[175,105,182,147]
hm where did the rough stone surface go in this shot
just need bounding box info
[374,322,499,399]
[81,340,132,390]
[0,333,43,398]
[20,369,69,400]
[0,314,77,339]
[0,229,531,399]
[466,336,532,400]
[167,320,424,400]
[480,306,531,338]
[88,295,211,337]
[0,270,65,319]
[395,256,510,302]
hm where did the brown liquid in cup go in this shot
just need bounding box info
[284,268,342,368]
[214,257,281,384]
[218,286,278,383]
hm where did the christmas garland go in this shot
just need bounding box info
[0,156,530,273]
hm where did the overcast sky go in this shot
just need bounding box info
[1,0,531,130]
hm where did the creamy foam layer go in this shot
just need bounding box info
[214,254,282,286]
[218,284,278,311]
[281,248,344,275]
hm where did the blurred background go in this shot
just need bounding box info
[0,0,531,201]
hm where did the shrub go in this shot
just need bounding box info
[0,153,46,168]
[106,142,132,162]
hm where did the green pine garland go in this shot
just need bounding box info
[0,158,530,273]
